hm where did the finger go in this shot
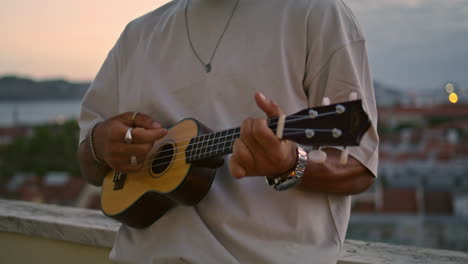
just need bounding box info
[251,118,281,151]
[230,139,254,178]
[115,163,143,173]
[240,118,258,153]
[107,142,152,162]
[229,159,246,179]
[240,118,266,161]
[131,127,168,144]
[106,144,153,172]
[255,92,283,118]
[229,145,247,179]
[106,155,141,172]
[125,112,162,129]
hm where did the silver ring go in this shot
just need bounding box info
[130,155,138,167]
[124,127,133,144]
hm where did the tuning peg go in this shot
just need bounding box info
[349,92,357,101]
[322,97,331,106]
[340,147,349,165]
[308,148,327,163]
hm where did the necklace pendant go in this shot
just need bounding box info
[205,64,212,73]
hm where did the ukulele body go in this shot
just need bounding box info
[101,118,218,229]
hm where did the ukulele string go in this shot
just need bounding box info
[146,109,339,159]
[137,106,346,170]
[141,128,311,165]
[268,109,340,127]
[136,130,305,171]
[136,129,337,171]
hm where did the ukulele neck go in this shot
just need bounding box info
[185,127,240,163]
[184,99,371,163]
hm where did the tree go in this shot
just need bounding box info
[0,119,81,179]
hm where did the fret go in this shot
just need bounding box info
[224,128,239,154]
[228,133,235,150]
[221,130,230,153]
[201,134,211,160]
[211,131,221,157]
[186,137,196,162]
[216,130,228,156]
[193,136,202,161]
[232,127,240,146]
[187,127,242,162]
[204,133,215,159]
[211,132,221,156]
[194,134,205,160]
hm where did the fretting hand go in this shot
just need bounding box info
[229,92,297,179]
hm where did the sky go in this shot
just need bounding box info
[348,0,468,91]
[1,0,467,91]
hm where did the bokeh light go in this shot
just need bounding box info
[55,115,65,125]
[448,93,459,104]
[445,83,455,94]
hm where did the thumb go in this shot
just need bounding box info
[255,92,283,118]
[130,112,162,130]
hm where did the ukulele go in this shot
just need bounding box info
[101,98,371,228]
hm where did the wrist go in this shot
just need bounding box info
[286,144,299,176]
[265,145,307,191]
[89,121,107,167]
[275,144,299,179]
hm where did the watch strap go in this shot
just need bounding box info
[265,146,308,191]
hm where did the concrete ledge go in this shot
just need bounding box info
[0,232,112,264]
[1,199,468,264]
[341,240,468,264]
[0,198,118,248]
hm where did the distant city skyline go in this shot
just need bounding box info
[1,0,467,92]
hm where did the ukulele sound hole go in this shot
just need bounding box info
[151,143,175,174]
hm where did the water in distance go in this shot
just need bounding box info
[0,100,82,127]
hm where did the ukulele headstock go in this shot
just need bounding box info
[269,99,371,148]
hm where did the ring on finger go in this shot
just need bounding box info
[124,127,133,144]
[130,155,138,167]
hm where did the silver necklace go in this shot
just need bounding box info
[184,0,240,73]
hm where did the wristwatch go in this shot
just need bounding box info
[265,146,308,191]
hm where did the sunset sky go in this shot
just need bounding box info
[1,0,467,91]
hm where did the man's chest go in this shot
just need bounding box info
[117,4,309,128]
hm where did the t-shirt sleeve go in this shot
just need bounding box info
[303,0,379,177]
[78,40,121,145]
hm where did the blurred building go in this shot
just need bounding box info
[3,172,89,207]
[0,127,32,145]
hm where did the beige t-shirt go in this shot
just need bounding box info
[79,0,379,263]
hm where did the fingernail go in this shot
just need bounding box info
[152,121,161,129]
[258,92,266,101]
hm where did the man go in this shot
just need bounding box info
[78,0,379,263]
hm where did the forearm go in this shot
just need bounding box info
[298,148,374,195]
[78,137,110,186]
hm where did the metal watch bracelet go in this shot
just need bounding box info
[265,146,308,191]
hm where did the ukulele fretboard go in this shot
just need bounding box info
[185,127,240,162]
